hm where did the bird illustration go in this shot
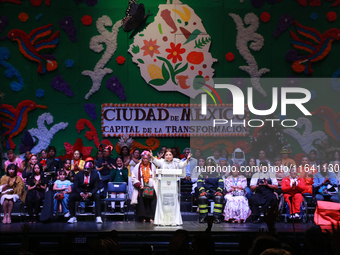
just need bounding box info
[8,24,59,74]
[283,117,327,153]
[312,106,340,142]
[289,21,340,75]
[0,100,47,149]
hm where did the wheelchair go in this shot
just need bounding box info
[278,194,308,223]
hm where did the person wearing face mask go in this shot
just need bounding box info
[149,148,190,226]
[26,163,48,223]
[0,164,26,224]
[109,156,128,213]
[68,157,103,224]
[131,151,158,223]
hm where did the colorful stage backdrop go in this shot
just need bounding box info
[1,0,340,160]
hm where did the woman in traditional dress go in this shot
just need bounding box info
[224,164,250,223]
[71,150,85,174]
[0,164,26,224]
[131,151,157,222]
[149,148,191,226]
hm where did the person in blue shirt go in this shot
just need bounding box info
[313,162,339,203]
[182,148,198,182]
[53,170,72,217]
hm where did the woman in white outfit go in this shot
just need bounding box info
[149,149,191,226]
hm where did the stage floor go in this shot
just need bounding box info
[0,221,320,234]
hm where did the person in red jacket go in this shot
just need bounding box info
[282,165,306,219]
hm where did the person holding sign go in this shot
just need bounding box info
[149,149,191,226]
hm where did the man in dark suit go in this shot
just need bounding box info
[67,157,103,223]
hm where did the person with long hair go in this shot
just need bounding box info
[149,148,191,225]
[120,146,132,168]
[53,170,72,217]
[71,150,85,174]
[224,164,250,223]
[22,154,38,180]
[26,163,48,223]
[110,156,128,213]
[39,149,48,170]
[131,151,157,223]
[0,164,26,224]
[4,150,25,179]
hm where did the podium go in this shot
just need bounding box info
[154,168,184,226]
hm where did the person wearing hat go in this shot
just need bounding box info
[96,145,116,198]
[249,161,278,223]
[68,157,103,224]
[280,146,296,167]
[197,158,224,224]
[224,164,250,223]
[45,146,62,180]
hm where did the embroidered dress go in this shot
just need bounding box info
[224,175,250,221]
[0,175,26,204]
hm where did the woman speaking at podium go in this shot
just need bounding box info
[149,149,191,226]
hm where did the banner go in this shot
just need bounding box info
[101,103,249,137]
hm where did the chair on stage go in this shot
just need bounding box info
[278,195,308,223]
[104,182,128,221]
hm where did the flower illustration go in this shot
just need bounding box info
[165,42,186,64]
[141,39,160,58]
[18,13,29,22]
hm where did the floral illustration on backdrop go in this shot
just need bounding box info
[287,21,340,75]
[7,24,59,74]
[0,47,24,91]
[28,113,69,155]
[82,15,122,99]
[128,0,217,98]
[229,13,270,97]
[0,100,47,149]
[283,117,327,154]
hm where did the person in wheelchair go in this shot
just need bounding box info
[197,158,224,224]
[249,161,278,223]
[281,166,306,219]
[313,162,339,203]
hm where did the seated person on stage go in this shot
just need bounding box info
[53,170,72,217]
[218,158,230,179]
[280,146,296,167]
[256,150,271,167]
[45,146,62,181]
[249,161,278,223]
[67,157,103,224]
[224,164,250,223]
[298,156,317,195]
[207,148,222,164]
[71,150,85,174]
[197,158,224,224]
[281,165,306,219]
[182,148,198,182]
[231,148,247,166]
[313,162,339,203]
[273,156,289,195]
[110,156,128,213]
